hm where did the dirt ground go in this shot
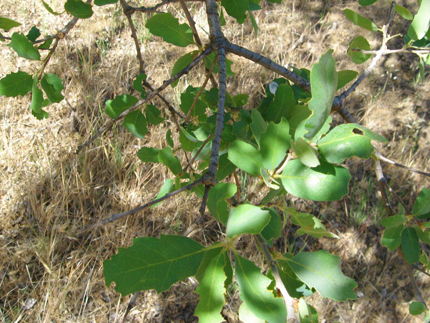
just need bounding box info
[1,0,430,322]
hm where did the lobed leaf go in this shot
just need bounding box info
[343,9,378,32]
[226,204,270,238]
[286,250,357,301]
[280,159,351,201]
[104,235,206,296]
[8,33,40,60]
[305,50,337,141]
[0,71,33,97]
[235,253,287,323]
[41,73,64,103]
[317,123,387,164]
[65,0,93,18]
[145,13,194,47]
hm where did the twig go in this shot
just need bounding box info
[376,151,430,177]
[361,48,430,55]
[128,0,205,13]
[382,181,412,215]
[76,47,212,152]
[255,234,299,323]
[374,158,394,217]
[183,134,213,172]
[78,178,204,233]
[122,292,140,323]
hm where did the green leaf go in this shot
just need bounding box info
[232,93,249,107]
[347,36,372,64]
[407,0,430,41]
[343,9,378,32]
[295,115,331,143]
[104,235,205,296]
[95,0,118,5]
[410,302,427,315]
[179,127,199,151]
[41,0,63,15]
[337,70,358,89]
[145,104,165,125]
[221,0,249,22]
[30,78,44,114]
[133,73,147,97]
[26,26,41,42]
[260,84,295,124]
[207,182,237,226]
[0,71,33,97]
[359,0,378,6]
[235,253,287,323]
[239,301,265,323]
[305,50,337,141]
[137,147,160,163]
[413,225,430,244]
[217,153,237,181]
[40,73,64,103]
[382,225,403,251]
[123,110,147,139]
[105,94,138,119]
[8,33,40,60]
[287,250,357,301]
[228,140,263,177]
[260,118,291,171]
[291,138,320,168]
[195,251,228,323]
[250,109,267,147]
[289,211,339,238]
[158,147,182,175]
[151,179,174,208]
[0,17,22,31]
[37,39,53,49]
[317,124,387,163]
[180,86,207,118]
[204,52,235,77]
[171,51,198,87]
[166,129,174,148]
[261,208,283,241]
[145,13,194,47]
[249,10,258,36]
[394,4,413,20]
[413,188,430,219]
[65,0,93,19]
[402,227,420,264]
[381,215,407,228]
[298,299,318,323]
[226,204,270,238]
[280,160,351,201]
[287,104,312,138]
[276,259,312,298]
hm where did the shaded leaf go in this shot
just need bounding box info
[158,147,182,175]
[195,252,228,323]
[410,302,426,315]
[235,253,287,323]
[221,0,249,22]
[343,9,378,32]
[402,227,420,264]
[413,188,430,219]
[171,51,198,87]
[145,104,165,125]
[413,225,430,244]
[105,94,138,118]
[95,0,118,5]
[207,182,237,226]
[217,153,237,181]
[348,36,372,64]
[146,13,194,47]
[123,110,147,139]
[381,215,407,228]
[151,179,174,208]
[260,84,295,124]
[289,211,339,238]
[260,118,291,171]
[204,52,235,77]
[305,50,337,140]
[133,73,147,97]
[26,26,40,42]
[226,204,270,238]
[65,0,93,18]
[337,70,358,89]
[382,225,403,251]
[41,73,64,103]
[228,140,263,177]
[0,17,21,31]
[276,259,313,298]
[0,71,33,97]
[104,235,206,295]
[291,138,320,168]
[280,159,351,201]
[286,250,357,301]
[359,0,378,6]
[8,33,40,60]
[137,147,160,163]
[250,109,267,147]
[261,208,283,241]
[298,299,318,323]
[317,123,387,163]
[166,129,174,148]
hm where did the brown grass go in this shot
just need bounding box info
[1,0,429,322]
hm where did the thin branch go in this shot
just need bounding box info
[361,48,430,55]
[255,234,299,323]
[374,158,394,217]
[122,292,140,323]
[376,151,430,177]
[382,181,412,215]
[183,134,213,172]
[78,178,204,233]
[128,0,204,13]
[77,47,212,152]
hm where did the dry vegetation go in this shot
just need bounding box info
[1,0,430,322]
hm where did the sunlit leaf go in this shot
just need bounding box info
[235,253,287,323]
[95,0,118,5]
[146,13,194,47]
[260,84,295,124]
[381,215,407,228]
[41,73,64,103]
[276,258,313,298]
[239,301,265,323]
[158,147,182,175]
[228,140,263,176]
[0,17,22,31]
[217,153,237,181]
[145,104,165,125]
[261,208,283,241]
[407,0,430,41]
[413,188,430,219]
[171,51,198,87]
[26,26,40,42]
[221,0,249,23]
[104,235,206,295]
[137,147,160,163]
[30,78,43,114]
[226,204,270,238]
[65,0,93,18]
[260,118,291,171]
[8,33,40,60]
[286,250,357,301]
[0,71,33,97]
[289,211,339,238]
[337,70,358,89]
[343,9,378,32]
[394,4,413,20]
[41,0,63,14]
[348,36,371,64]
[359,0,378,6]
[250,109,267,147]
[105,94,138,118]
[298,299,318,323]
[123,110,147,139]
[291,138,320,168]
[151,179,174,208]
[409,302,427,315]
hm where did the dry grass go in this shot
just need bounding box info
[1,0,430,322]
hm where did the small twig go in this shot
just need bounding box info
[78,178,204,233]
[183,134,213,172]
[199,185,211,215]
[183,57,217,124]
[255,234,299,323]
[122,292,140,323]
[77,47,212,152]
[382,181,412,215]
[376,151,430,177]
[374,158,394,217]
[128,0,204,13]
[361,48,430,55]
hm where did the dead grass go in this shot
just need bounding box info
[1,0,430,322]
